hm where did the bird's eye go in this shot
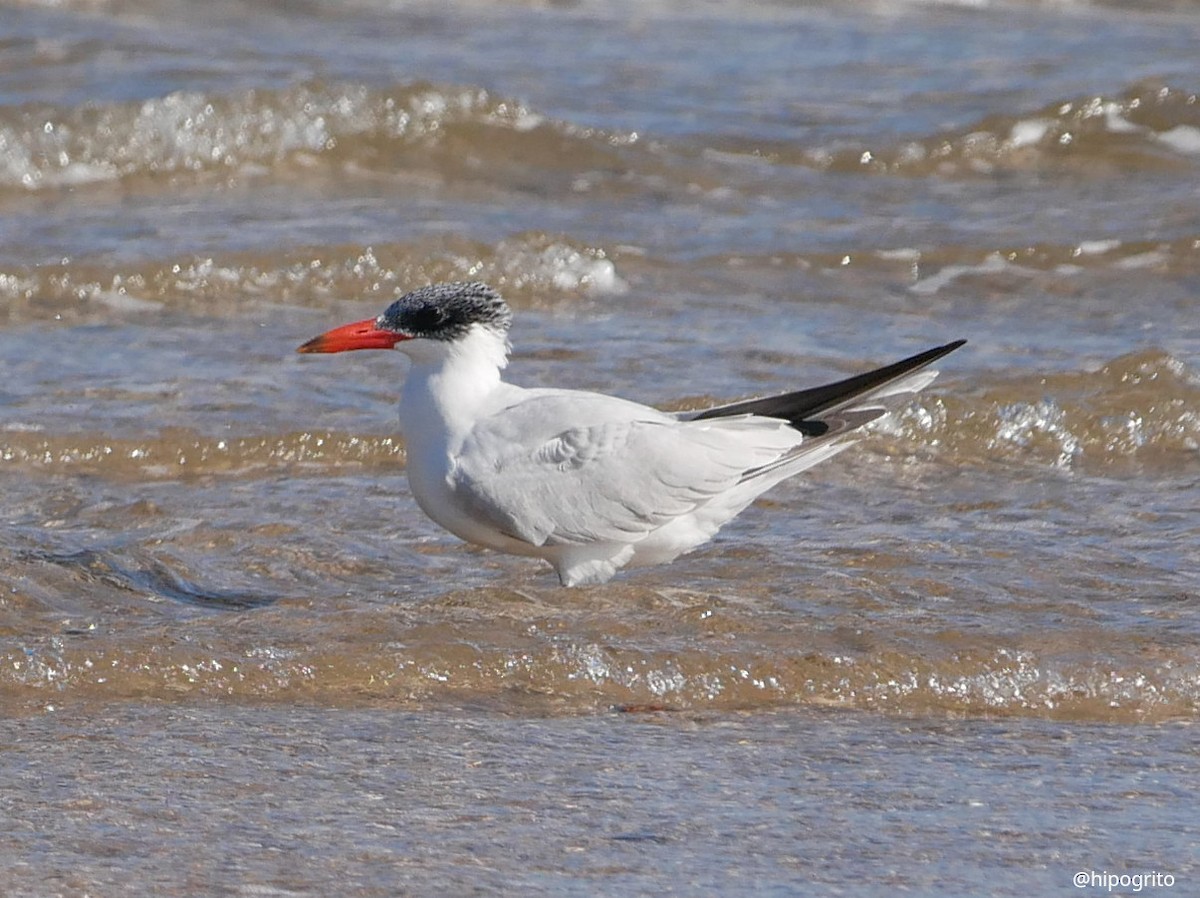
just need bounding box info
[405,304,445,334]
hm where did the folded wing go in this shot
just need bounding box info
[453,393,805,547]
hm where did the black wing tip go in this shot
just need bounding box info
[876,338,967,380]
[933,338,968,364]
[688,337,968,429]
[907,338,968,367]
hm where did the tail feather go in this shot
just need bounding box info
[680,339,966,436]
[631,340,967,575]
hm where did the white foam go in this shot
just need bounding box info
[511,111,545,132]
[501,242,628,295]
[991,400,1081,468]
[911,252,1008,295]
[876,247,921,262]
[1156,125,1200,155]
[1076,239,1121,256]
[1101,101,1141,134]
[1008,119,1052,148]
[51,161,115,187]
[1113,250,1167,270]
[88,290,164,312]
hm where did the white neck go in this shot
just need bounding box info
[396,324,510,446]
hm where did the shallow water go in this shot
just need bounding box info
[2,704,1197,897]
[1,0,1199,892]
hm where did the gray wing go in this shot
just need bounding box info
[451,392,804,547]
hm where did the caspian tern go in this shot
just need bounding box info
[298,282,965,586]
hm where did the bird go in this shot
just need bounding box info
[297,282,965,586]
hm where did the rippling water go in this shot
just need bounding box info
[1,0,1198,893]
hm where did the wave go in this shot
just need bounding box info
[0,79,640,195]
[0,231,625,323]
[3,227,1197,330]
[696,234,1200,291]
[1,583,1195,722]
[795,81,1200,177]
[3,77,1195,204]
[877,348,1200,471]
[0,430,406,479]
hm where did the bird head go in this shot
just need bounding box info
[297,282,512,354]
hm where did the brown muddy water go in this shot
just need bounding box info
[1,0,1199,894]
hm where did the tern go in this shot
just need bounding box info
[298,282,964,586]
